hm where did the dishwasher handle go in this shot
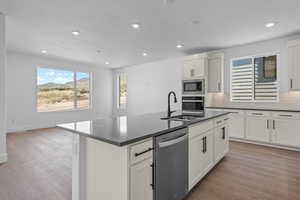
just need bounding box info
[158,134,187,148]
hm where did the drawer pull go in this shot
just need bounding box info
[224,118,230,121]
[279,114,293,117]
[150,163,154,190]
[252,113,263,116]
[216,120,222,124]
[135,148,153,157]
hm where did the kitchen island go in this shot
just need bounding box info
[57,110,230,200]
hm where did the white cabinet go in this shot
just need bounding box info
[183,54,206,79]
[227,110,245,139]
[129,140,153,200]
[130,158,153,200]
[288,39,300,90]
[246,114,270,143]
[207,53,224,93]
[189,129,214,189]
[214,122,229,163]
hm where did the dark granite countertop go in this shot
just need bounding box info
[57,110,230,146]
[206,106,300,113]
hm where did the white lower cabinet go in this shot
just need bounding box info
[246,116,270,142]
[130,158,153,200]
[214,123,229,163]
[272,118,300,147]
[228,111,245,139]
[189,129,214,189]
[188,115,229,190]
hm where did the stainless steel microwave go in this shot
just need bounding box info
[182,79,205,95]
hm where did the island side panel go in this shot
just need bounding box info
[82,137,129,200]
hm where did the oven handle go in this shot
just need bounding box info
[182,100,203,102]
[158,134,187,148]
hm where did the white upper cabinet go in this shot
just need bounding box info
[183,54,207,79]
[207,53,224,93]
[288,39,300,90]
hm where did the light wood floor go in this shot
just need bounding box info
[1,129,300,200]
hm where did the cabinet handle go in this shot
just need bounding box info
[222,127,226,140]
[218,83,221,91]
[279,114,293,117]
[224,118,230,121]
[190,69,195,77]
[290,79,293,89]
[267,120,269,129]
[273,120,275,130]
[252,113,263,115]
[202,137,207,153]
[135,148,153,157]
[216,120,222,124]
[150,163,154,190]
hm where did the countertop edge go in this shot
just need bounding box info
[206,107,300,113]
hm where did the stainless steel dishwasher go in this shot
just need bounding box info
[154,128,188,200]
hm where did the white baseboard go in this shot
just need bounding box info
[230,137,300,152]
[0,153,7,163]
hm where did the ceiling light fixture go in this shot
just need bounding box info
[41,50,47,54]
[142,52,148,57]
[105,61,110,65]
[131,23,141,29]
[176,44,184,49]
[72,30,80,36]
[265,22,276,28]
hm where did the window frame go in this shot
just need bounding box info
[117,73,127,109]
[230,52,280,103]
[36,67,92,113]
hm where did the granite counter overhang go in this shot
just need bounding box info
[206,106,300,113]
[57,110,230,146]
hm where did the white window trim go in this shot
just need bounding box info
[230,52,280,103]
[36,67,92,113]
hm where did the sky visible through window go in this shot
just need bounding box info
[37,68,88,85]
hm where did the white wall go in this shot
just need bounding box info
[0,13,7,163]
[113,58,183,116]
[6,51,113,132]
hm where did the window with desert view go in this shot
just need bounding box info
[37,67,90,112]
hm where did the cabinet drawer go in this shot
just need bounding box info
[214,116,230,127]
[130,140,153,165]
[272,112,300,120]
[246,111,271,117]
[189,120,213,139]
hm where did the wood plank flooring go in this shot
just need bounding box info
[1,128,300,200]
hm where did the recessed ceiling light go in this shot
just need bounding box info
[265,22,276,28]
[142,52,148,57]
[105,61,109,65]
[96,50,101,54]
[72,30,80,36]
[41,50,47,54]
[131,23,141,29]
[192,20,200,25]
[176,44,184,49]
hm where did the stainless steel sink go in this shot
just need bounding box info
[161,114,203,122]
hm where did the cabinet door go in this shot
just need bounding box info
[273,119,300,147]
[214,124,229,163]
[228,112,245,139]
[246,117,270,142]
[183,56,206,79]
[130,158,153,200]
[207,53,224,92]
[201,130,214,176]
[288,43,300,90]
[189,134,204,190]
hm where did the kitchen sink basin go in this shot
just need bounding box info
[161,114,203,122]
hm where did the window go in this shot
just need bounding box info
[37,67,91,112]
[118,74,127,108]
[230,54,278,102]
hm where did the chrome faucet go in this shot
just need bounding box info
[167,91,178,117]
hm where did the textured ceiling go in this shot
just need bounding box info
[1,0,300,68]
